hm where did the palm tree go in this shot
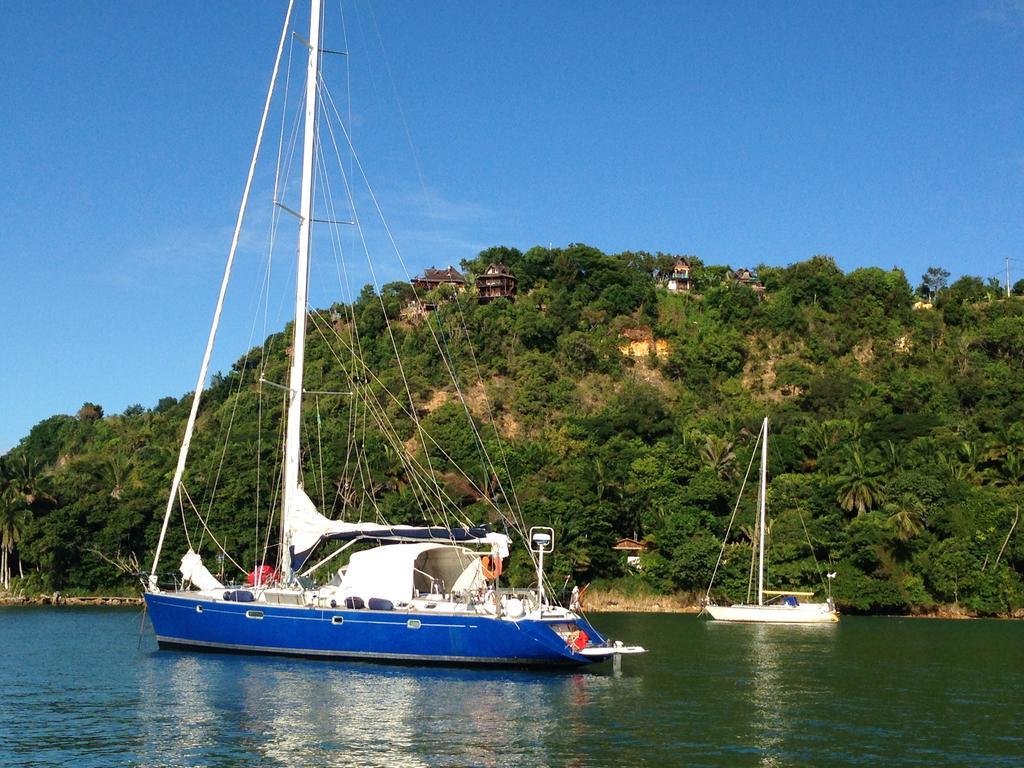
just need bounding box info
[984,449,1024,488]
[700,435,736,480]
[833,446,887,516]
[104,452,136,500]
[800,420,842,470]
[885,493,927,542]
[958,439,986,477]
[0,488,29,589]
[592,456,623,503]
[880,440,907,475]
[10,453,54,511]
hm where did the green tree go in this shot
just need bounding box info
[918,266,950,300]
[0,488,29,587]
[834,446,887,515]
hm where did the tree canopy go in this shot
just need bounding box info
[2,246,1022,615]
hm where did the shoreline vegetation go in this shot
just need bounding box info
[2,248,1023,616]
[1,589,1020,619]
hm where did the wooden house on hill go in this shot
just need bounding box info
[665,259,692,293]
[411,266,467,294]
[612,538,647,570]
[732,267,766,297]
[475,262,518,303]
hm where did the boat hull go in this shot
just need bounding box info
[144,592,605,667]
[704,602,839,624]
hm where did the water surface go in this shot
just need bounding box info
[0,608,1020,766]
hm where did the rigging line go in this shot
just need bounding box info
[427,307,524,537]
[703,420,763,605]
[201,282,273,528]
[364,1,442,249]
[316,394,327,512]
[307,312,503,525]
[431,308,492,488]
[179,486,193,552]
[313,81,451,522]
[310,189,362,524]
[315,152,368,525]
[451,296,528,534]
[149,0,295,584]
[320,76,489,473]
[338,0,354,234]
[358,2,530,540]
[305,312,449,523]
[795,505,829,593]
[255,379,264,574]
[179,483,246,576]
[332,356,493,526]
[314,105,506,529]
[260,391,288,571]
[346,9,527,537]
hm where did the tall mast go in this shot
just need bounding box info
[281,0,322,583]
[757,417,768,606]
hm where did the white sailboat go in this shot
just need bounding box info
[141,0,644,666]
[704,418,839,624]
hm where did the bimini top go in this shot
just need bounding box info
[286,488,510,569]
[339,542,486,605]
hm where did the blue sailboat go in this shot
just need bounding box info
[143,0,643,668]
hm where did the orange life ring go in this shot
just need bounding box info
[481,554,503,580]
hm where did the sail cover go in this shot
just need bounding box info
[286,488,510,570]
[180,550,224,592]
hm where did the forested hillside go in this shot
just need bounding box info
[2,245,1023,615]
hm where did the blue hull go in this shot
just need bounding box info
[144,592,606,668]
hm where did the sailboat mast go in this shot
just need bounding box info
[757,417,768,606]
[281,0,322,583]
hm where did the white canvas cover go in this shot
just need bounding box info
[286,487,511,558]
[179,550,224,591]
[340,543,484,604]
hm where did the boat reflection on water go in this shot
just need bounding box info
[707,621,839,768]
[137,649,640,767]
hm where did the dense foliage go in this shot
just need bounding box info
[2,244,1022,615]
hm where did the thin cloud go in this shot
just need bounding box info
[400,186,495,224]
[975,0,1024,29]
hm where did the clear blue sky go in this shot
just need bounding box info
[2,1,1023,453]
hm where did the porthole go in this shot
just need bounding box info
[332,616,344,625]
[246,610,264,620]
[407,619,422,629]
[195,605,204,614]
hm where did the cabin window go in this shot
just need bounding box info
[407,619,422,629]
[195,605,204,614]
[246,610,264,620]
[332,616,344,625]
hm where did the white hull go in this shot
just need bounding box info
[705,602,839,624]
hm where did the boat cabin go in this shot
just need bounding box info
[763,589,816,606]
[335,543,487,606]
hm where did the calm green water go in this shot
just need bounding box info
[0,608,1020,766]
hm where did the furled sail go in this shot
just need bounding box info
[180,550,224,592]
[286,488,510,570]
